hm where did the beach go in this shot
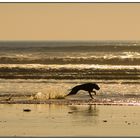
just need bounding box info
[0,104,140,137]
[0,78,140,137]
[0,41,140,137]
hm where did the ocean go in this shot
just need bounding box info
[0,41,140,104]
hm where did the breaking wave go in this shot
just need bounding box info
[0,64,140,80]
[0,55,140,65]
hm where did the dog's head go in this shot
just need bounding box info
[93,83,100,90]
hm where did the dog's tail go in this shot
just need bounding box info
[66,87,79,96]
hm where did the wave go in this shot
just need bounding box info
[0,64,140,80]
[0,55,140,65]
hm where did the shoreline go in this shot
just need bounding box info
[0,99,140,106]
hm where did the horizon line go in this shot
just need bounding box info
[0,40,140,42]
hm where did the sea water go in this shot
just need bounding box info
[0,41,140,104]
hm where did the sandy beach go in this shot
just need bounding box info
[0,80,140,137]
[0,104,140,137]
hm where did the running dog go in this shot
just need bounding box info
[66,83,100,99]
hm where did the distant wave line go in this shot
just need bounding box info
[0,64,140,69]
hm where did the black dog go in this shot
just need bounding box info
[66,83,100,99]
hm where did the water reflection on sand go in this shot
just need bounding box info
[68,105,99,125]
[0,104,140,137]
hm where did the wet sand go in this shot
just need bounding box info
[0,104,140,137]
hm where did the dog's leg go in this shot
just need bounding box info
[92,90,96,95]
[88,91,94,99]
